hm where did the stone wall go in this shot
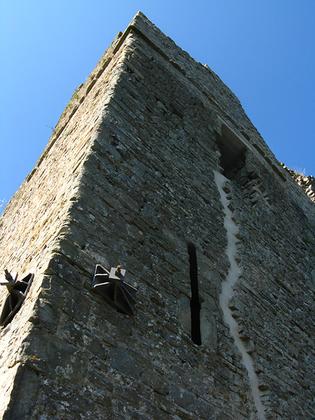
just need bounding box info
[0,12,314,420]
[282,164,315,203]
[0,28,134,418]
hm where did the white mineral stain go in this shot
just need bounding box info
[214,170,266,420]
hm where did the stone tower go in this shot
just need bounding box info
[0,12,314,420]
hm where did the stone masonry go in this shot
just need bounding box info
[0,12,314,419]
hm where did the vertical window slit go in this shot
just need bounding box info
[187,242,202,345]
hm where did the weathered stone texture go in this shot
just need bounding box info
[0,12,314,420]
[0,30,134,417]
[282,164,315,203]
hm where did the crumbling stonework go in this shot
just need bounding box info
[0,12,314,420]
[281,164,315,203]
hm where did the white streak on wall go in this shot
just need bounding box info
[214,170,266,420]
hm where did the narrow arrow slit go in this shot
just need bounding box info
[187,242,202,345]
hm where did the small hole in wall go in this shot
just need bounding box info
[187,242,202,345]
[217,125,246,179]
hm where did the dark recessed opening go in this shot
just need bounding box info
[217,125,247,179]
[187,242,201,345]
[0,272,34,327]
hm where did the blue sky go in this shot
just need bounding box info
[0,0,314,210]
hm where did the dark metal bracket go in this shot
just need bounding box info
[0,270,34,327]
[91,264,137,315]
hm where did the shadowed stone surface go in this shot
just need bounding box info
[0,11,314,420]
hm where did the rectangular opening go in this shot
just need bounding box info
[187,242,202,345]
[217,124,247,179]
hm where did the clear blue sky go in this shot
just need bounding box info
[0,0,314,210]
